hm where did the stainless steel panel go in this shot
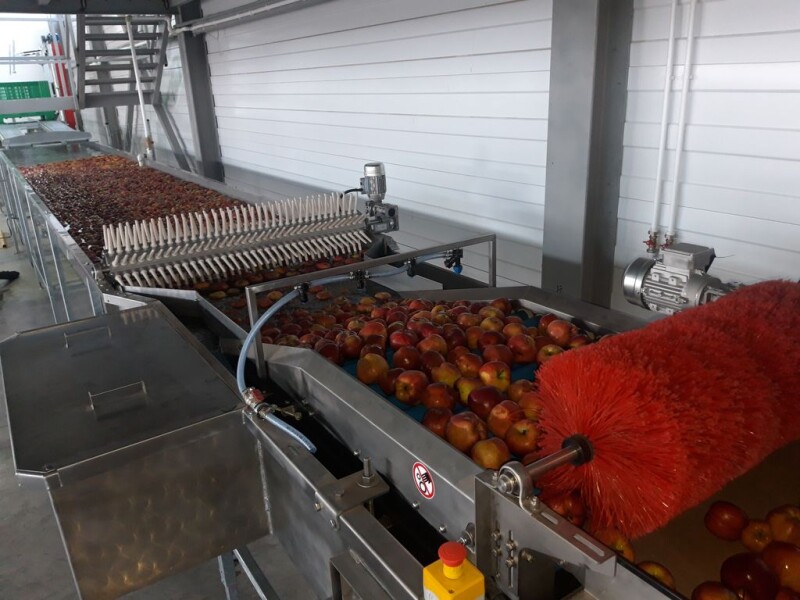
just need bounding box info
[51,411,270,600]
[0,303,240,475]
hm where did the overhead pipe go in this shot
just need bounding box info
[665,0,700,247]
[646,0,679,254]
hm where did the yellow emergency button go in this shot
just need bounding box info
[422,542,485,600]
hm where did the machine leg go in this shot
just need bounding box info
[218,552,240,600]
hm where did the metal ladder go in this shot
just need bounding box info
[75,15,168,110]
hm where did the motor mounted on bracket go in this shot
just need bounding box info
[623,243,738,315]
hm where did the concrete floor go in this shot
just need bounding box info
[0,222,313,599]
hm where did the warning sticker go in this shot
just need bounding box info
[413,461,435,499]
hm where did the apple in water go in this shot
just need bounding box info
[455,353,483,378]
[419,350,446,377]
[548,490,587,527]
[389,329,418,351]
[593,528,635,562]
[504,419,539,456]
[538,313,558,335]
[507,379,535,403]
[720,552,779,600]
[467,386,504,420]
[447,346,470,363]
[378,368,404,395]
[406,318,431,334]
[507,334,538,364]
[356,353,389,385]
[465,326,484,350]
[457,313,483,329]
[741,519,773,552]
[422,407,453,438]
[316,341,342,365]
[487,400,525,438]
[421,382,458,410]
[455,377,483,405]
[568,334,591,348]
[638,561,675,589]
[417,334,448,356]
[691,582,738,600]
[482,344,514,366]
[478,330,506,350]
[478,305,504,320]
[490,297,513,314]
[395,370,429,405]
[705,501,749,541]
[471,438,511,470]
[502,322,526,338]
[546,319,574,347]
[443,328,467,350]
[480,316,505,332]
[445,411,488,453]
[431,362,462,388]
[363,334,386,350]
[518,391,544,421]
[360,344,384,358]
[386,310,407,325]
[393,346,421,370]
[478,360,512,393]
[537,344,564,364]
[418,322,443,339]
[762,541,800,593]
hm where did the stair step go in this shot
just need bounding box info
[83,90,154,108]
[85,33,160,42]
[85,77,156,86]
[84,48,159,57]
[84,17,165,26]
[84,62,159,72]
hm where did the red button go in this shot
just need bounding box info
[439,542,467,567]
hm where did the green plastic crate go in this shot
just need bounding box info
[0,81,57,122]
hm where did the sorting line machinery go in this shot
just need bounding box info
[0,130,795,600]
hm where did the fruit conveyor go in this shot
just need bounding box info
[1,137,799,600]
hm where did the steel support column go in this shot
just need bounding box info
[177,0,224,181]
[541,0,633,307]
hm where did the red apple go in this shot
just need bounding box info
[457,313,483,329]
[548,490,587,527]
[387,321,405,336]
[374,291,392,303]
[389,329,418,351]
[705,501,749,542]
[356,353,389,385]
[281,323,302,337]
[478,306,505,320]
[419,350,446,378]
[546,319,574,347]
[508,379,535,403]
[300,333,322,347]
[455,377,483,405]
[422,407,453,438]
[502,322,527,338]
[386,310,407,325]
[490,297,513,314]
[487,400,525,438]
[465,326,484,350]
[408,298,433,312]
[691,582,738,600]
[316,341,342,365]
[480,316,505,333]
[742,520,773,552]
[455,353,483,378]
[395,370,429,405]
[537,344,564,364]
[445,411,488,453]
[518,391,544,421]
[538,313,558,335]
[443,329,467,350]
[568,334,591,349]
[504,419,540,456]
[478,360,512,393]
[482,344,514,366]
[418,322,442,339]
[507,334,538,364]
[469,302,488,314]
[467,386,504,420]
[417,334,448,356]
[370,307,388,320]
[638,561,675,589]
[406,318,431,334]
[360,344,384,358]
[431,362,462,388]
[762,542,800,593]
[471,438,511,470]
[593,528,635,562]
[720,553,779,600]
[478,330,506,350]
[393,346,421,370]
[768,506,800,546]
[378,368,404,395]
[421,382,458,410]
[364,334,387,350]
[346,317,366,332]
[409,310,433,322]
[447,346,471,364]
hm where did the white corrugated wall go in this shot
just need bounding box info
[200,0,553,287]
[612,0,800,312]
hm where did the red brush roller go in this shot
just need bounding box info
[535,280,800,539]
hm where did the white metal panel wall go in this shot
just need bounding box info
[613,0,800,312]
[203,0,552,287]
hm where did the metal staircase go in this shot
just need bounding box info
[76,15,168,110]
